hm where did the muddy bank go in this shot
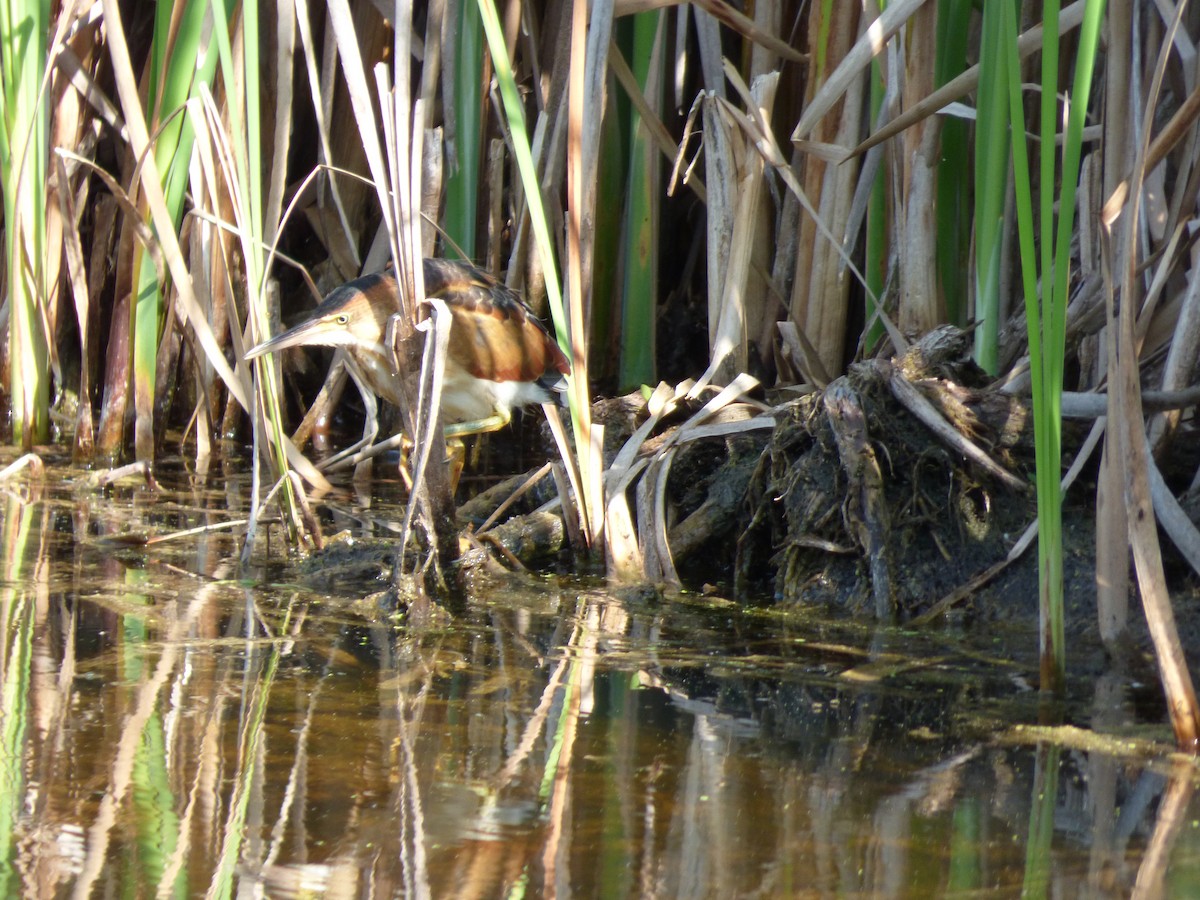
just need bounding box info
[592,329,1198,649]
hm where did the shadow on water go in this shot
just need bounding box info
[2,456,1200,898]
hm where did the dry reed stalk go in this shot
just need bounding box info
[1102,2,1200,750]
[897,1,941,334]
[1094,0,1139,646]
[791,3,863,377]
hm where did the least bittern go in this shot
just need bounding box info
[245,258,570,484]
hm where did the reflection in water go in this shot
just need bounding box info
[0,461,1197,897]
[1133,762,1194,899]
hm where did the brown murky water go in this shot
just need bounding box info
[2,453,1199,898]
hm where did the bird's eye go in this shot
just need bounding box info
[336,314,349,325]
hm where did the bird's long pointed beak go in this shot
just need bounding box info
[244,319,335,360]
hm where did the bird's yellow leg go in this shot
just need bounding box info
[440,407,511,493]
[446,437,466,494]
[398,409,511,494]
[443,408,511,438]
[397,434,415,492]
[397,435,467,495]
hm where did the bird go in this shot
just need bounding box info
[245,258,570,483]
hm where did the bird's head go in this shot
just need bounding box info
[245,272,400,360]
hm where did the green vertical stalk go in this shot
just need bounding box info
[973,0,1011,375]
[1003,0,1105,691]
[211,0,298,538]
[131,0,222,459]
[815,0,834,74]
[120,572,186,896]
[0,495,40,898]
[0,0,50,446]
[1045,0,1103,684]
[1000,0,1057,688]
[0,591,32,899]
[947,798,982,893]
[133,713,185,895]
[446,0,483,259]
[594,84,626,382]
[598,675,633,897]
[1020,744,1060,898]
[209,638,284,897]
[618,9,661,388]
[1049,0,1105,418]
[1032,0,1066,694]
[934,0,972,326]
[475,0,566,341]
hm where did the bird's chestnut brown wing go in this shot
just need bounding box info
[423,259,570,383]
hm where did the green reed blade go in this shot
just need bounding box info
[934,0,972,327]
[445,0,483,259]
[209,0,298,535]
[0,495,40,898]
[132,711,184,894]
[0,592,32,900]
[618,9,662,389]
[947,798,982,893]
[1001,0,1060,688]
[1020,744,1060,898]
[131,0,222,460]
[973,0,1011,375]
[474,0,567,350]
[1001,0,1104,691]
[0,0,50,446]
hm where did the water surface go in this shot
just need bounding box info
[1,455,1197,898]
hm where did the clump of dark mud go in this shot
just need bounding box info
[731,327,1096,623]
